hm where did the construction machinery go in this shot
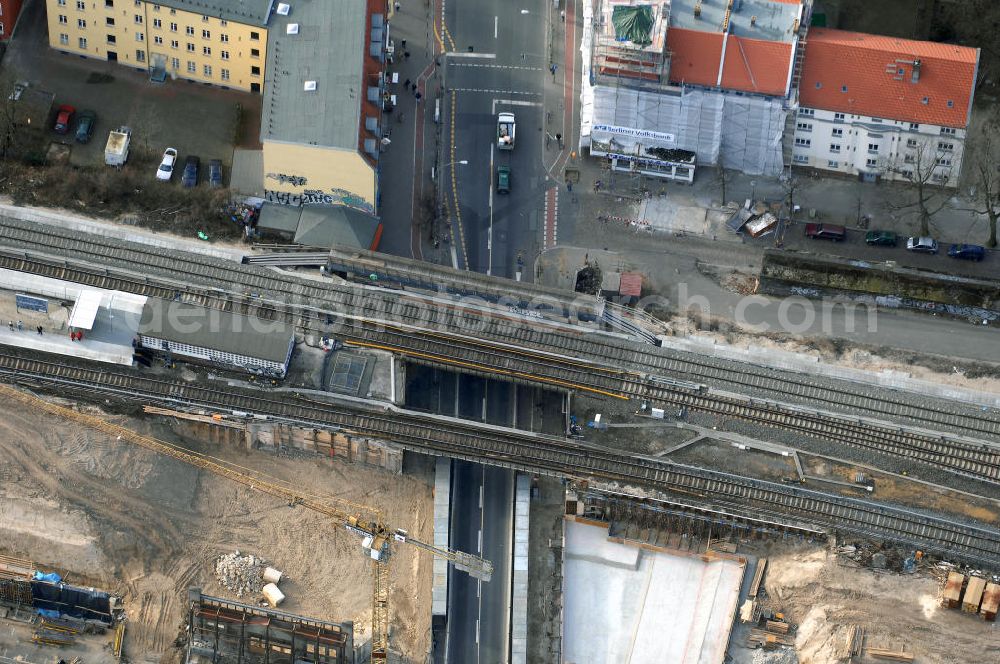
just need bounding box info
[0,384,493,661]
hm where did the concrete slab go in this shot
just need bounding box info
[563,520,744,664]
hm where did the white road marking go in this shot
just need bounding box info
[477,529,482,553]
[449,63,543,71]
[479,483,484,508]
[455,87,540,96]
[444,51,497,59]
[476,619,480,644]
[494,15,498,39]
[491,98,544,110]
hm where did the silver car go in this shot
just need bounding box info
[905,236,938,254]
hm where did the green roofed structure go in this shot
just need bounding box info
[612,6,655,47]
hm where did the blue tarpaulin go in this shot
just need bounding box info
[32,571,62,583]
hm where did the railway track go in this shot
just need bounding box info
[2,346,1000,565]
[2,220,1000,481]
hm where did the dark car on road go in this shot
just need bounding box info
[53,104,76,134]
[496,165,510,194]
[182,155,200,187]
[804,223,846,241]
[75,110,96,143]
[948,243,986,261]
[208,159,223,187]
[865,230,897,247]
[906,236,939,254]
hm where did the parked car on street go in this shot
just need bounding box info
[496,165,510,194]
[865,230,897,247]
[156,147,178,181]
[53,104,76,134]
[947,243,986,261]
[75,110,96,143]
[804,223,846,241]
[182,155,200,187]
[208,159,223,187]
[906,236,939,254]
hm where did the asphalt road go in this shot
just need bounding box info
[444,0,549,277]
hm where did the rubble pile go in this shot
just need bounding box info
[215,552,267,597]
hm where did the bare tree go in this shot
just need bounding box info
[954,115,1000,248]
[714,166,733,206]
[889,141,952,236]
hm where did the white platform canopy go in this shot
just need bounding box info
[68,290,103,330]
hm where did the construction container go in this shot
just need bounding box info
[942,571,964,608]
[980,582,1000,621]
[262,567,283,585]
[963,576,986,613]
[261,583,285,608]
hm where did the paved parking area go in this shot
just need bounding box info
[3,0,261,181]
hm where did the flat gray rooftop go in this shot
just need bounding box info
[669,0,801,43]
[157,0,273,28]
[139,299,293,363]
[261,0,367,149]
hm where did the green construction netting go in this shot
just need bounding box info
[612,5,654,46]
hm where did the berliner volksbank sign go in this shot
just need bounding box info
[591,124,676,144]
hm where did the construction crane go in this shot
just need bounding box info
[0,384,492,661]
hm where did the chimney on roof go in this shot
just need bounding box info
[911,59,921,84]
[694,1,701,18]
[750,15,757,26]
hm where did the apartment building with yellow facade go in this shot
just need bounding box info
[44,0,270,92]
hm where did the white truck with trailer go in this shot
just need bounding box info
[497,112,515,150]
[105,126,131,167]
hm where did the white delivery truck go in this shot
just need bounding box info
[497,112,515,151]
[105,126,131,167]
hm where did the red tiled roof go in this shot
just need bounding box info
[666,28,724,89]
[666,28,792,96]
[799,28,979,128]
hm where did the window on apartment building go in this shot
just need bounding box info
[202,15,209,22]
[901,169,913,178]
[871,118,882,123]
[170,8,175,14]
[251,65,260,76]
[932,173,949,183]
[106,34,116,44]
[58,0,66,5]
[841,85,848,92]
[937,157,952,166]
[794,138,810,147]
[793,155,808,164]
[947,100,954,108]
[186,26,194,35]
[135,14,142,23]
[203,64,212,76]
[77,18,86,28]
[154,35,162,44]
[220,19,228,26]
[865,158,877,168]
[904,154,915,164]
[250,31,260,40]
[798,108,814,117]
[829,144,841,153]
[831,128,843,138]
[59,33,69,45]
[814,82,822,89]
[78,37,87,48]
[221,68,230,80]
[153,18,161,28]
[906,138,918,148]
[134,0,140,6]
[170,22,177,31]
[921,96,929,105]
[202,29,210,39]
[220,33,229,42]
[867,143,879,153]
[940,127,956,136]
[202,46,211,56]
[938,142,954,151]
[909,123,919,131]
[170,39,178,48]
[76,0,85,9]
[153,3,160,9]
[104,0,113,5]
[827,161,839,168]
[136,31,144,41]
[105,16,114,25]
[59,14,67,24]
[834,112,845,122]
[796,122,812,132]
[250,48,260,58]
[136,50,145,62]
[187,42,194,51]
[220,50,229,60]
[171,57,179,69]
[187,61,196,72]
